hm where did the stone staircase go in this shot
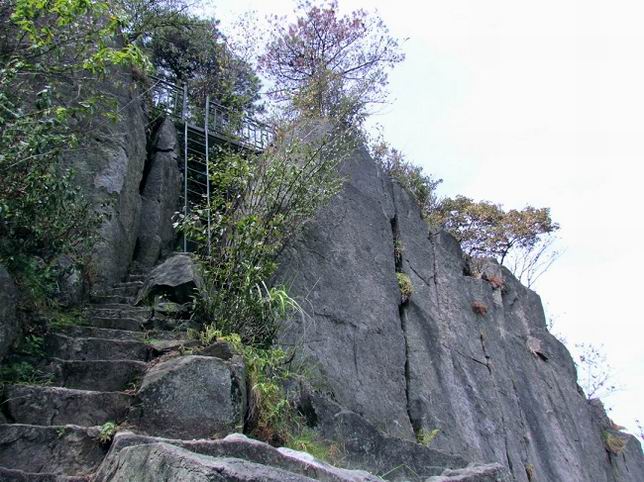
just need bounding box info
[0,272,189,480]
[0,261,508,481]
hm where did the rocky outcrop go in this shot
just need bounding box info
[277,144,644,482]
[134,118,181,269]
[135,253,201,305]
[95,432,382,482]
[277,146,412,440]
[129,355,246,439]
[0,264,18,361]
[295,384,478,480]
[63,72,148,289]
[64,76,183,290]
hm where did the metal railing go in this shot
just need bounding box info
[149,76,273,254]
[150,76,273,151]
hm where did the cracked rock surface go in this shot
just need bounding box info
[276,143,644,482]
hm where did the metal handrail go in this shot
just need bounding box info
[150,75,273,151]
[148,75,273,254]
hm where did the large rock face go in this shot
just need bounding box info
[277,145,412,440]
[0,264,18,360]
[134,118,181,269]
[64,72,148,289]
[277,145,644,482]
[96,432,382,482]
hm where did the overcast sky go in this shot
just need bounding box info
[206,0,643,437]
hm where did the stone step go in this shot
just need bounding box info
[56,325,146,341]
[90,294,136,305]
[108,282,143,297]
[126,274,146,283]
[45,358,146,391]
[56,325,180,342]
[0,424,106,476]
[44,333,154,362]
[88,316,145,332]
[2,385,132,426]
[87,304,152,318]
[0,466,86,481]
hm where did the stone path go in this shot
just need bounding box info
[0,272,189,480]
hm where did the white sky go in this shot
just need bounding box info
[205,0,643,437]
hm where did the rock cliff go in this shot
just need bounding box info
[63,74,180,289]
[277,143,644,482]
[2,102,642,480]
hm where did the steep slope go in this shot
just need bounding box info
[276,144,644,482]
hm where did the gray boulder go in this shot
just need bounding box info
[97,443,316,482]
[134,118,181,269]
[96,431,381,482]
[0,265,18,360]
[135,254,201,305]
[129,355,245,439]
[426,464,510,482]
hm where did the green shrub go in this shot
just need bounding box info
[188,327,296,444]
[98,421,118,445]
[416,428,440,446]
[396,273,413,303]
[1,0,148,307]
[16,335,44,357]
[178,123,354,347]
[287,427,344,464]
[368,131,442,219]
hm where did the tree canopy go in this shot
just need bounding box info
[429,196,560,286]
[260,0,404,123]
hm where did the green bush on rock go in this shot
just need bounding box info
[178,122,355,347]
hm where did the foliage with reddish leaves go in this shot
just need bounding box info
[259,0,404,123]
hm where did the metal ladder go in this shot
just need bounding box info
[149,76,273,255]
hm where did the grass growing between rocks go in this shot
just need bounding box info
[603,431,627,455]
[397,272,413,303]
[98,421,118,445]
[416,428,440,447]
[0,361,52,386]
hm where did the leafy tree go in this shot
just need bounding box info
[0,0,147,271]
[146,13,261,114]
[112,1,262,115]
[430,196,559,286]
[260,0,404,123]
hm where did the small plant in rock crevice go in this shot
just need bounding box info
[484,274,505,290]
[525,463,537,481]
[97,421,118,445]
[471,300,488,316]
[397,273,413,304]
[416,428,440,447]
[16,335,45,357]
[0,361,52,386]
[603,431,627,455]
[287,427,345,464]
[393,239,404,266]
